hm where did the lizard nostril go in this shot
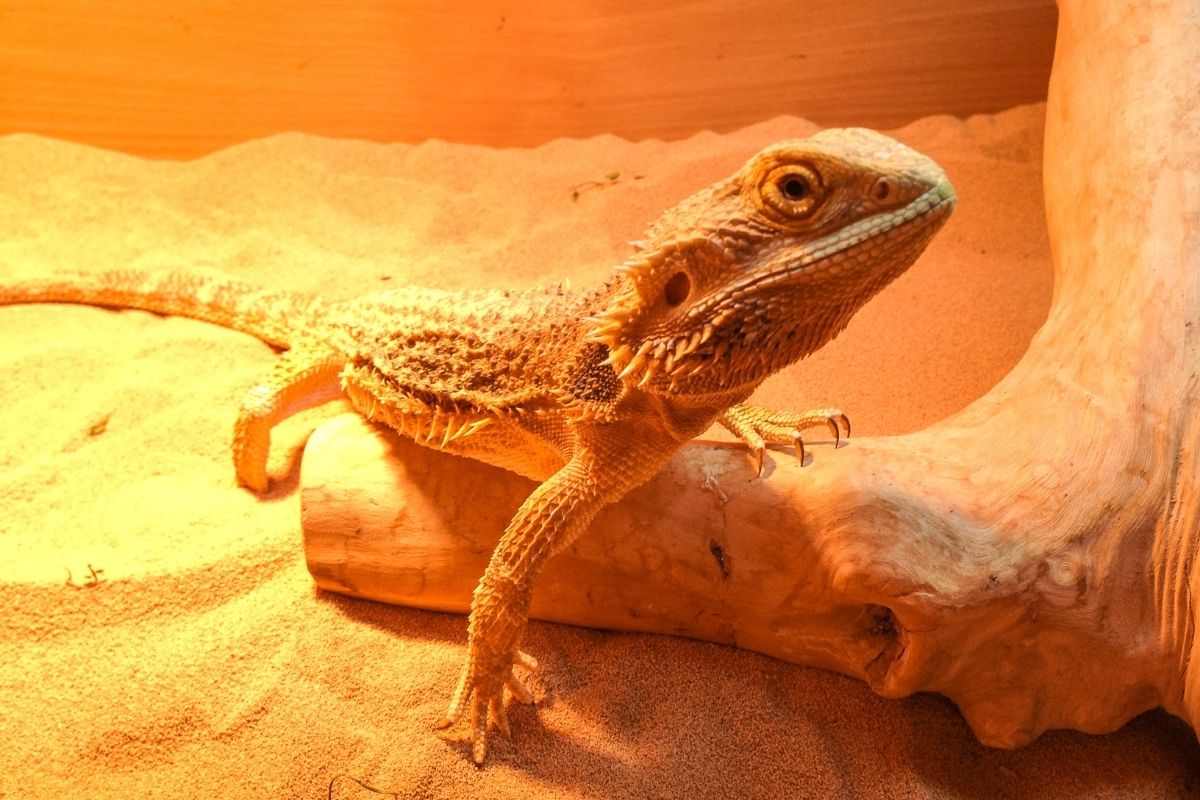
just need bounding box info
[663,271,691,307]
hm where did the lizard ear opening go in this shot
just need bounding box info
[872,175,895,201]
[664,270,691,307]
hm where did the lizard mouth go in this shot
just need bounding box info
[605,180,956,390]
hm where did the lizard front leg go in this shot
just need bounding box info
[437,438,657,765]
[719,402,850,475]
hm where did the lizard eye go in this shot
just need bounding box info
[761,164,822,220]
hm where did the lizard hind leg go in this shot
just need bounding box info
[719,402,850,475]
[232,345,345,492]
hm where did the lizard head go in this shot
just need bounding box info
[586,128,956,397]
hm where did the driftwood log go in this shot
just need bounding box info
[301,0,1200,748]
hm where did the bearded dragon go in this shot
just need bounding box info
[0,128,955,764]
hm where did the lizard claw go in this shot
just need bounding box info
[720,404,850,472]
[791,434,807,467]
[829,412,851,447]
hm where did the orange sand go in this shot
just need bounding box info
[1,105,1197,798]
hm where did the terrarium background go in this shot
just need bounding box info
[0,0,1056,158]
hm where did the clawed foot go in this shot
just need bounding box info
[436,648,539,765]
[719,403,850,475]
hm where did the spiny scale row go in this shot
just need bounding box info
[601,322,721,387]
[344,381,494,449]
[392,410,494,449]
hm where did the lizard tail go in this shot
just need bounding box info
[0,270,328,349]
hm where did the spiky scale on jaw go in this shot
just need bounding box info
[0,128,954,765]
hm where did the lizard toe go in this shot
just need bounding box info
[471,693,491,765]
[506,670,535,705]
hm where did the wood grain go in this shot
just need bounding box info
[0,0,1056,158]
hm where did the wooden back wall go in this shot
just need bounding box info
[0,0,1057,159]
